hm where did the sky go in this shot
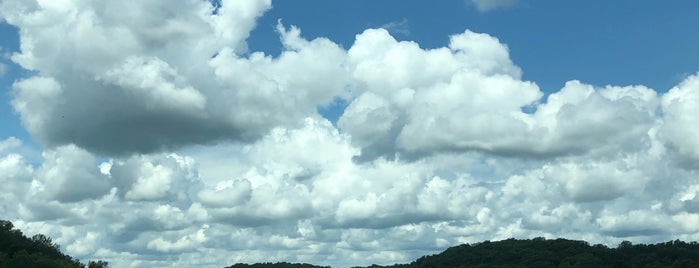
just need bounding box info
[1,0,699,267]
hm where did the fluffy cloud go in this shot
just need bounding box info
[660,72,699,168]
[32,145,111,203]
[2,0,348,156]
[110,153,201,202]
[3,106,699,267]
[0,138,33,218]
[341,29,658,160]
[2,1,699,268]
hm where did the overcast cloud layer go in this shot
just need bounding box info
[2,0,699,267]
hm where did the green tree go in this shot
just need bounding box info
[88,260,110,268]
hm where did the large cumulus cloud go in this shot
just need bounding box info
[340,28,659,161]
[660,73,699,168]
[4,110,699,267]
[2,0,349,156]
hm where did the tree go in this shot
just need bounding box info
[618,240,633,249]
[88,260,110,268]
[31,233,60,251]
[0,219,109,268]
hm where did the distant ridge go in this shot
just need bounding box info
[228,238,699,268]
[226,262,330,268]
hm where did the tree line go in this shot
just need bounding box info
[0,220,108,268]
[4,218,699,268]
[229,237,699,268]
[362,237,699,267]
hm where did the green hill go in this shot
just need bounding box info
[354,237,699,268]
[228,238,699,268]
[226,263,330,268]
[0,220,108,268]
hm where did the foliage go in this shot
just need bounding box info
[0,220,109,268]
[227,238,699,268]
[354,237,699,268]
[226,262,330,268]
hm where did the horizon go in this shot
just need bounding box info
[1,1,699,267]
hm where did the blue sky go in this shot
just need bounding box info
[0,22,23,139]
[2,1,699,267]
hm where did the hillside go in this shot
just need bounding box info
[361,237,699,267]
[228,238,699,268]
[0,220,108,268]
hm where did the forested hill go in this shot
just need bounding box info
[228,238,699,268]
[363,238,699,267]
[4,218,699,268]
[0,220,108,268]
[226,263,330,268]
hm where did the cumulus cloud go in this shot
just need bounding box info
[33,145,111,203]
[0,138,33,218]
[2,0,348,156]
[3,107,699,267]
[340,29,658,161]
[660,72,699,168]
[110,153,202,203]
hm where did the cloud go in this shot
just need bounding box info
[0,62,7,77]
[33,145,111,203]
[0,138,33,218]
[469,0,518,12]
[660,72,699,168]
[110,153,202,203]
[380,18,410,36]
[4,0,659,162]
[340,29,658,161]
[3,108,699,267]
[2,0,349,156]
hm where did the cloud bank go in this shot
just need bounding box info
[1,0,699,267]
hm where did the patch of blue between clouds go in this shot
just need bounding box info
[317,97,349,125]
[207,0,221,15]
[0,23,28,139]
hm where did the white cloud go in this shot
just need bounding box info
[1,0,349,156]
[660,72,699,168]
[0,136,22,153]
[0,140,34,219]
[380,18,410,36]
[33,145,111,203]
[3,110,699,267]
[340,29,658,161]
[470,0,518,12]
[110,153,202,202]
[0,62,7,76]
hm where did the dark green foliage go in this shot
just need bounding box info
[0,219,109,268]
[88,260,110,268]
[226,262,330,268]
[240,238,699,268]
[353,238,699,268]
